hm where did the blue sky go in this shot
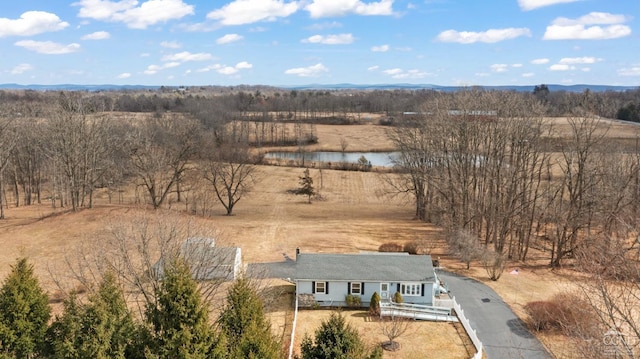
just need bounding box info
[0,0,638,86]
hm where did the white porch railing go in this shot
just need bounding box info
[451,295,483,359]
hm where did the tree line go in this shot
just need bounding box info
[0,92,320,216]
[389,89,640,272]
[2,85,639,123]
[0,256,283,358]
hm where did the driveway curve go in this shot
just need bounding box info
[437,269,552,359]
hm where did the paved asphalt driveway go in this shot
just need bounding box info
[437,269,552,359]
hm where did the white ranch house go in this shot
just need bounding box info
[292,249,442,308]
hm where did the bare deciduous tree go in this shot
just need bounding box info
[448,229,483,270]
[0,107,18,219]
[56,209,230,317]
[574,237,640,358]
[389,90,550,268]
[127,114,201,209]
[203,143,258,216]
[44,94,120,211]
[378,316,412,352]
[544,114,608,266]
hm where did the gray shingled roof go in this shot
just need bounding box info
[293,252,435,282]
[154,241,240,281]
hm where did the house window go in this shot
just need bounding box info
[350,282,362,295]
[400,283,421,296]
[315,282,326,294]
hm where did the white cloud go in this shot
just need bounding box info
[531,58,549,65]
[518,0,580,11]
[618,67,640,76]
[522,72,535,77]
[217,66,238,75]
[15,40,80,54]
[383,68,402,75]
[305,0,394,18]
[543,12,631,40]
[195,62,252,75]
[117,72,131,78]
[549,64,575,71]
[81,31,110,40]
[302,33,354,44]
[367,65,379,71]
[235,61,253,69]
[371,44,389,52]
[160,41,181,48]
[216,33,244,44]
[144,61,180,75]
[162,51,213,62]
[75,0,194,29]
[553,12,628,26]
[559,56,602,64]
[512,63,523,68]
[197,64,222,72]
[436,27,531,43]
[11,63,34,74]
[285,63,328,77]
[382,67,429,79]
[491,64,509,72]
[207,0,299,26]
[0,11,69,37]
[306,21,342,30]
[217,61,253,75]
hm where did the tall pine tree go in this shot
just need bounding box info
[218,278,281,359]
[145,259,223,358]
[0,257,51,359]
[45,272,136,359]
[295,168,315,204]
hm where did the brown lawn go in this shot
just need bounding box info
[292,309,474,359]
[0,116,637,358]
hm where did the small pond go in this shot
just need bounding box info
[264,151,400,167]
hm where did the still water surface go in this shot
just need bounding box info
[264,151,399,167]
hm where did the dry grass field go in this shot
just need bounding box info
[1,116,639,357]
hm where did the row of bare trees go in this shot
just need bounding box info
[4,86,638,124]
[390,89,640,269]
[0,93,268,216]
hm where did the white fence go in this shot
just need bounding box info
[287,295,299,359]
[451,295,483,359]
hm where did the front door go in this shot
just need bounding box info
[380,283,389,300]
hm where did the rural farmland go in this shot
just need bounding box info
[1,87,640,358]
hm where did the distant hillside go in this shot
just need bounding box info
[0,83,636,93]
[284,83,639,92]
[0,83,159,91]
